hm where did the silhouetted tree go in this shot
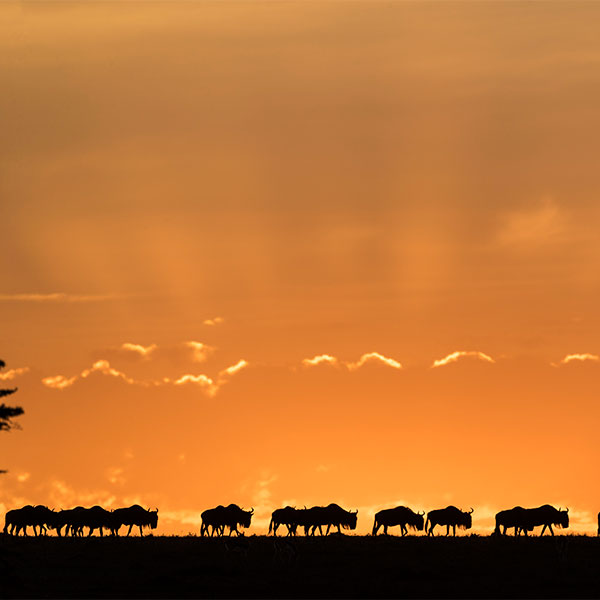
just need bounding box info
[1,359,24,473]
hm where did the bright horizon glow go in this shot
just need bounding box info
[2,0,600,537]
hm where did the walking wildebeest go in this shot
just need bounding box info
[269,506,305,536]
[426,506,473,536]
[68,506,114,537]
[200,504,253,537]
[372,506,425,536]
[522,505,569,536]
[494,506,532,536]
[111,505,158,536]
[3,505,56,536]
[302,504,358,536]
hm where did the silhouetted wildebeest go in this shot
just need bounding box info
[426,506,473,536]
[494,506,531,536]
[522,505,569,536]
[68,506,114,537]
[53,508,81,537]
[597,512,599,536]
[269,506,305,536]
[372,506,425,536]
[302,504,358,536]
[111,505,158,536]
[3,505,55,536]
[200,504,253,537]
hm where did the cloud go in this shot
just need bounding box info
[43,360,143,390]
[432,351,495,368]
[250,473,278,530]
[42,375,79,390]
[302,352,401,371]
[186,341,214,363]
[42,353,248,396]
[219,359,248,378]
[106,466,126,485]
[302,354,338,367]
[0,367,29,380]
[120,342,157,358]
[560,353,599,364]
[347,352,402,371]
[173,374,216,396]
[316,464,332,473]
[203,317,225,326]
[496,198,565,247]
[0,293,121,303]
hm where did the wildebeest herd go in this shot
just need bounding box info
[3,504,158,537]
[3,502,598,537]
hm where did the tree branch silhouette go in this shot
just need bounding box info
[1,359,24,473]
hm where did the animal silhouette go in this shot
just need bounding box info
[372,506,425,536]
[426,506,473,536]
[201,504,253,537]
[302,503,358,536]
[111,505,158,536]
[269,506,305,536]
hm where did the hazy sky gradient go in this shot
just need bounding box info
[1,1,600,534]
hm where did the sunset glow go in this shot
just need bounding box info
[2,0,600,538]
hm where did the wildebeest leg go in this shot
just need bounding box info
[127,524,133,536]
[325,524,331,536]
[453,525,457,536]
[139,525,144,536]
[446,524,450,536]
[401,525,407,537]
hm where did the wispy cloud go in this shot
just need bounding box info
[186,341,214,363]
[497,197,564,247]
[302,354,338,367]
[41,375,79,390]
[219,359,248,377]
[120,342,157,358]
[43,356,248,396]
[173,374,217,396]
[347,352,402,371]
[0,293,121,303]
[43,360,147,390]
[0,367,29,381]
[203,317,225,326]
[302,352,402,370]
[432,351,495,368]
[560,353,599,364]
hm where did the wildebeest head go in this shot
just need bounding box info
[239,507,253,529]
[149,508,159,529]
[461,507,474,529]
[412,511,425,531]
[557,507,569,529]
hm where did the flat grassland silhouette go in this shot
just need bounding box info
[1,535,599,598]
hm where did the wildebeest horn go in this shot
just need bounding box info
[565,507,569,513]
[468,507,474,514]
[250,508,254,514]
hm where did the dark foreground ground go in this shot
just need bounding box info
[1,534,599,598]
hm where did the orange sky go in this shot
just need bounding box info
[1,0,600,535]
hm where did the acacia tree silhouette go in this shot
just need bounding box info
[0,359,24,474]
